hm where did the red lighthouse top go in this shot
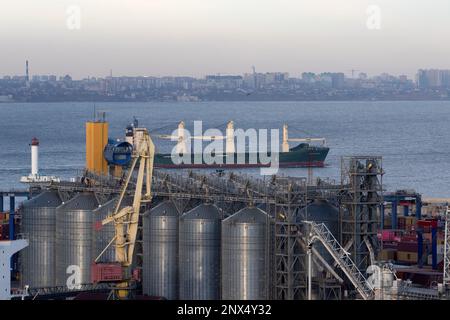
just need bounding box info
[31,137,39,146]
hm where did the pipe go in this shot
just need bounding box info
[381,204,385,230]
[282,124,289,152]
[307,247,312,300]
[364,237,375,267]
[311,246,344,283]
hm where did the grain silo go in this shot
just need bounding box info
[179,203,221,300]
[55,192,98,287]
[20,190,62,288]
[221,206,271,300]
[142,200,179,299]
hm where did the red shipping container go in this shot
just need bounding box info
[381,230,395,241]
[397,241,418,252]
[132,268,141,281]
[417,220,438,230]
[382,242,398,250]
[401,234,417,242]
[91,263,123,283]
[0,224,9,240]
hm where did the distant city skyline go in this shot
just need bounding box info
[0,61,432,81]
[3,66,450,103]
[2,1,450,78]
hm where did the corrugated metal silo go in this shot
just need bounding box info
[221,206,270,300]
[142,200,179,299]
[55,192,98,287]
[179,203,221,300]
[20,190,62,288]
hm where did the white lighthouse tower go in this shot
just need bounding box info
[20,137,60,183]
[30,137,39,176]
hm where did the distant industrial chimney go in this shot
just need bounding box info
[26,60,29,82]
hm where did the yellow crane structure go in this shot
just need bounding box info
[93,128,155,298]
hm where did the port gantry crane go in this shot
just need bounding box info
[93,128,155,299]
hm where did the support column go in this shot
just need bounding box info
[403,205,409,217]
[0,195,3,212]
[416,197,422,220]
[392,201,398,230]
[417,231,423,268]
[9,196,15,240]
[381,204,385,230]
[432,227,437,270]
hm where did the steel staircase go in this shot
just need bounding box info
[304,222,375,300]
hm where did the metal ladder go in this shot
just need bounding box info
[397,284,439,300]
[443,206,450,291]
[304,222,374,300]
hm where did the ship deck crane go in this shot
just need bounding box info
[282,124,326,152]
[93,128,155,299]
[156,121,235,153]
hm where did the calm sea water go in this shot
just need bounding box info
[1,101,449,200]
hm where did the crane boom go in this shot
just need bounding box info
[100,129,155,267]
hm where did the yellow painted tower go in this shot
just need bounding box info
[86,117,108,175]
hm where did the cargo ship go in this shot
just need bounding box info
[152,143,328,168]
[110,120,329,169]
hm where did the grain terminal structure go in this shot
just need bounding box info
[4,118,449,300]
[16,155,392,300]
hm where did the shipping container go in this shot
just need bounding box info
[396,269,443,287]
[397,241,418,252]
[0,223,9,240]
[381,230,395,242]
[382,242,398,250]
[378,249,396,261]
[91,263,123,283]
[397,251,418,263]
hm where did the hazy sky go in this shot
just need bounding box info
[1,0,449,79]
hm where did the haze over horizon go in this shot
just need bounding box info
[1,0,450,79]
